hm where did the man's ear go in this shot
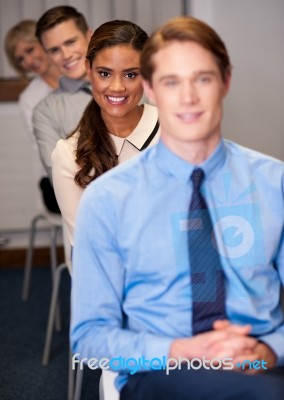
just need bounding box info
[143,80,156,105]
[87,29,93,42]
[223,72,232,97]
[85,59,92,82]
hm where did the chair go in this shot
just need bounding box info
[42,219,71,366]
[22,211,63,301]
[41,220,82,400]
[41,223,119,400]
[99,370,119,400]
[72,358,120,400]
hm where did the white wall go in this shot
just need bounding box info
[191,0,284,160]
[0,103,59,248]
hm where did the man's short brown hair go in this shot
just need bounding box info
[36,5,89,43]
[141,16,232,85]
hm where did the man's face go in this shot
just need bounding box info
[41,19,91,81]
[144,41,230,159]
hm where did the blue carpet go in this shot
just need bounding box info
[0,267,100,400]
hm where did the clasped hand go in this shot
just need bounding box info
[169,320,276,373]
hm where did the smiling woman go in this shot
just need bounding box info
[4,20,61,213]
[51,20,161,246]
[87,45,144,134]
[5,20,59,84]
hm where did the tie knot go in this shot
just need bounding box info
[81,85,92,95]
[191,168,205,191]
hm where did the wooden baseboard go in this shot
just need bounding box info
[0,78,29,102]
[0,246,64,268]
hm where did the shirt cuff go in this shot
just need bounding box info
[142,335,173,367]
[258,329,284,366]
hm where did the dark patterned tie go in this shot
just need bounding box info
[188,168,226,334]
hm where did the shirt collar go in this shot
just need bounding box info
[156,138,227,183]
[110,104,159,155]
[201,138,227,181]
[59,76,91,94]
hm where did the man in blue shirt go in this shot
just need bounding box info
[71,16,284,399]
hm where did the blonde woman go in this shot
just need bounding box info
[5,20,60,212]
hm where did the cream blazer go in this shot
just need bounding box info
[51,103,160,246]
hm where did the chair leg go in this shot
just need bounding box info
[22,214,45,301]
[50,225,61,331]
[42,262,67,366]
[99,369,104,400]
[68,349,76,400]
[73,364,84,400]
[50,225,59,278]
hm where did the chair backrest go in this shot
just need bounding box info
[99,370,119,400]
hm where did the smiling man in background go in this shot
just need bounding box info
[32,6,93,180]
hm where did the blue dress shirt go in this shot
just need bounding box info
[71,138,284,390]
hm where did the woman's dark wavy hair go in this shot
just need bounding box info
[70,20,148,188]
